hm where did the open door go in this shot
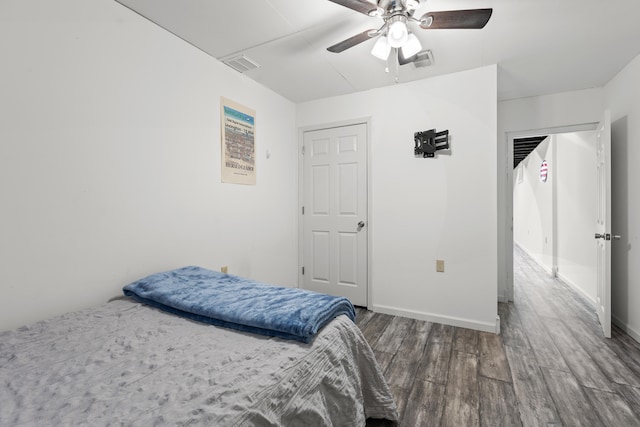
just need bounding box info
[595,111,612,338]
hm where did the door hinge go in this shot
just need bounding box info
[302,266,305,275]
[302,206,305,215]
[301,145,305,155]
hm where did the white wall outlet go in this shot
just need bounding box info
[436,260,445,273]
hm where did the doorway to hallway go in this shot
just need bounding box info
[508,119,614,338]
[512,130,598,303]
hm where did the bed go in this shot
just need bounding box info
[0,267,398,426]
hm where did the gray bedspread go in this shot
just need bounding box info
[0,299,397,426]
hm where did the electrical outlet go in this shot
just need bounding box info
[221,266,228,274]
[436,260,445,273]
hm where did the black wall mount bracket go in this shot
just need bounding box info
[414,129,449,158]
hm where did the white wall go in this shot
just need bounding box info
[513,137,554,269]
[513,132,597,302]
[498,87,604,301]
[0,0,298,331]
[298,66,499,332]
[556,131,597,300]
[605,53,640,340]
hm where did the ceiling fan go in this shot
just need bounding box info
[326,0,492,65]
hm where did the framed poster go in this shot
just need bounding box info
[220,97,256,185]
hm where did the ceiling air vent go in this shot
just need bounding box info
[222,55,260,73]
[513,136,548,168]
[412,50,434,68]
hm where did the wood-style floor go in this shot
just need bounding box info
[360,245,640,426]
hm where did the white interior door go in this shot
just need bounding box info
[302,123,368,306]
[595,111,612,338]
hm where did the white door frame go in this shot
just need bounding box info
[505,122,597,302]
[298,117,372,308]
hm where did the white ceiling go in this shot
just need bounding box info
[114,0,640,103]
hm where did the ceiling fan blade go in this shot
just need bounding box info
[327,0,380,16]
[419,8,492,30]
[327,29,377,53]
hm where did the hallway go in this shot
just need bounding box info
[501,245,640,425]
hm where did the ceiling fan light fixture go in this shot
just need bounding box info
[401,33,422,58]
[387,17,408,48]
[405,0,420,10]
[371,36,391,60]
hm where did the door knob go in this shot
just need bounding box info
[595,233,622,241]
[357,221,365,230]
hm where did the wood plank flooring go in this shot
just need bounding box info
[362,245,640,426]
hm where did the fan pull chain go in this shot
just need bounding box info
[395,48,400,83]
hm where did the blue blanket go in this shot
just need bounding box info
[123,266,356,343]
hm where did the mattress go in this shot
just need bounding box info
[0,298,398,426]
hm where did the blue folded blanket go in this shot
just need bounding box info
[123,266,356,343]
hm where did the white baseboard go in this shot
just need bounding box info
[612,314,640,343]
[518,245,597,306]
[555,272,596,305]
[372,304,500,334]
[518,245,555,276]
